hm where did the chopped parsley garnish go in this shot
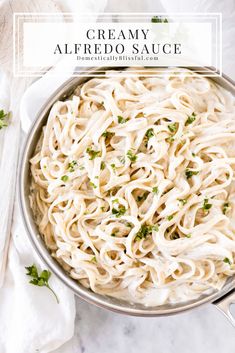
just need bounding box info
[202,198,212,212]
[89,181,97,189]
[117,115,128,124]
[111,163,116,170]
[152,186,159,194]
[112,204,126,217]
[223,257,232,265]
[102,131,114,139]
[178,198,187,206]
[25,264,59,303]
[166,136,174,143]
[101,161,106,170]
[222,202,230,215]
[91,256,97,263]
[167,215,174,221]
[86,147,101,160]
[111,233,116,237]
[100,206,106,211]
[137,191,148,202]
[135,224,159,241]
[127,149,137,162]
[185,113,196,126]
[151,16,168,23]
[0,109,10,130]
[185,169,199,179]
[68,160,77,172]
[192,152,196,157]
[168,123,177,133]
[61,175,69,182]
[185,233,192,238]
[145,128,154,140]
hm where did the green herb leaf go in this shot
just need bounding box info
[68,160,77,172]
[222,202,230,215]
[117,115,128,124]
[185,169,199,179]
[168,123,177,133]
[0,110,10,130]
[185,233,192,238]
[202,198,212,212]
[89,181,97,189]
[167,215,174,221]
[25,264,59,303]
[166,136,175,143]
[102,131,114,139]
[127,149,137,162]
[223,257,232,265]
[111,163,116,170]
[86,147,101,160]
[185,113,196,126]
[145,128,154,140]
[61,175,69,182]
[112,204,126,217]
[101,161,106,170]
[91,256,97,263]
[135,224,159,241]
[151,16,168,23]
[152,186,159,194]
[178,198,187,206]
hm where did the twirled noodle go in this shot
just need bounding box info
[29,68,235,306]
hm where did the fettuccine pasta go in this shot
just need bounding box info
[30,68,235,306]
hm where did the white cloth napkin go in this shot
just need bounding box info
[0,69,77,353]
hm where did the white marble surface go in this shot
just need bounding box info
[55,1,235,352]
[55,296,235,353]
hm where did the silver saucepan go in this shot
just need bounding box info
[19,66,235,324]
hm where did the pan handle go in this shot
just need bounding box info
[213,289,235,327]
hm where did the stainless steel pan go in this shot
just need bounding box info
[19,66,235,324]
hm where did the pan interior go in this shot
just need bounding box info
[19,67,235,315]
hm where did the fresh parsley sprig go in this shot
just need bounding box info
[25,264,59,303]
[0,109,10,130]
